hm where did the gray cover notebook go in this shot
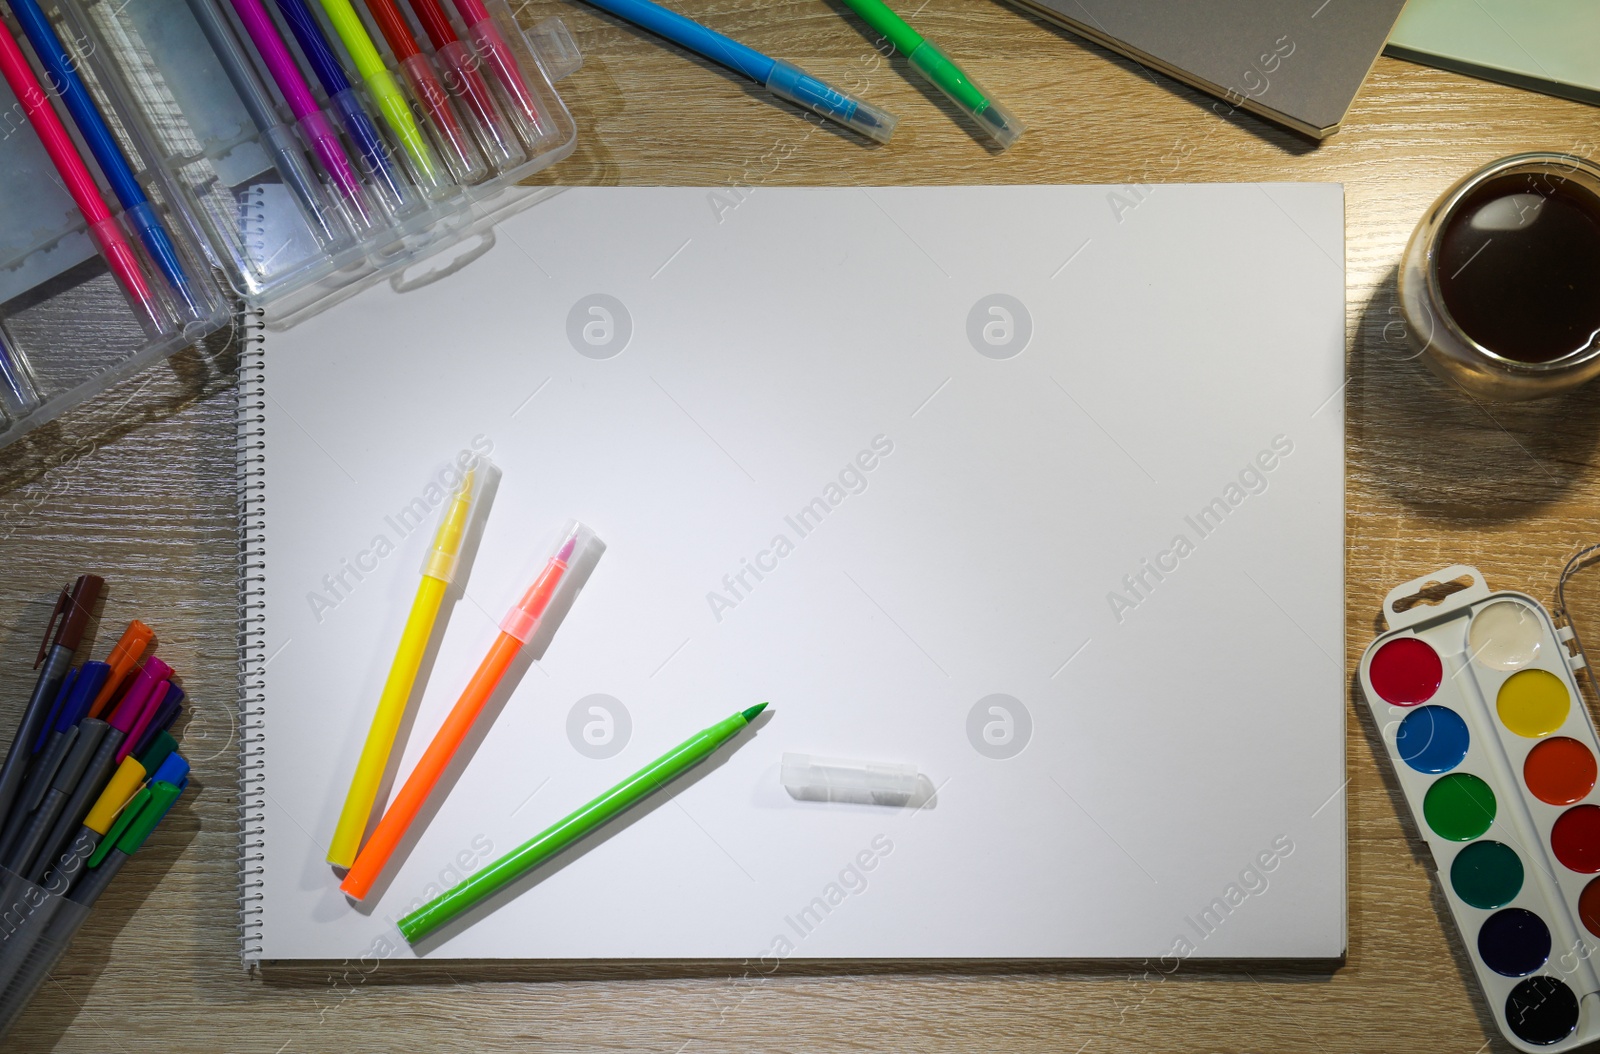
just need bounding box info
[1008,0,1408,138]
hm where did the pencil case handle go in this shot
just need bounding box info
[1383,564,1491,630]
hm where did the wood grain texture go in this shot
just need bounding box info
[2,0,1600,1046]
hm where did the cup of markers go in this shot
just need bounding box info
[0,586,190,1039]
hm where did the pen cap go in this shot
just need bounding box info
[108,658,173,731]
[396,52,491,186]
[34,668,79,752]
[36,663,106,751]
[90,621,154,718]
[764,61,897,145]
[133,689,183,757]
[103,621,152,670]
[60,663,109,730]
[116,779,185,855]
[781,753,922,806]
[36,575,104,666]
[84,213,182,338]
[905,41,1023,150]
[434,40,526,176]
[327,88,419,220]
[136,730,179,774]
[420,457,494,583]
[84,756,148,835]
[87,785,150,869]
[116,680,170,763]
[498,520,601,643]
[149,753,190,787]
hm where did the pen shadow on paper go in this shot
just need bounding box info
[1350,266,1600,522]
[338,529,606,911]
[8,789,201,1050]
[1350,666,1506,1047]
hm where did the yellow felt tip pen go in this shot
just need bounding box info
[327,461,490,867]
[314,0,445,189]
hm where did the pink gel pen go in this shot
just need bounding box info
[446,0,549,147]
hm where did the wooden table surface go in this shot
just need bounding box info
[3,1,1600,1049]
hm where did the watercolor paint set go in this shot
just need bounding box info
[0,0,579,445]
[1361,564,1600,1051]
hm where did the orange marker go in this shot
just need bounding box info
[89,620,154,719]
[340,523,593,900]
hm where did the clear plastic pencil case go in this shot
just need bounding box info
[0,864,92,1039]
[1,0,578,445]
[0,59,230,445]
[1359,565,1600,1051]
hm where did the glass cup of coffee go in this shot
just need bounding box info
[1399,152,1600,401]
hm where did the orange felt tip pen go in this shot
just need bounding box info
[89,620,155,719]
[340,521,599,900]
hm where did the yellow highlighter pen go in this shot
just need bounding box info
[314,0,447,192]
[327,461,489,868]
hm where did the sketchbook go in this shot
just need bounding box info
[239,185,1346,962]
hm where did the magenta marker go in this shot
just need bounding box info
[226,0,375,229]
[118,681,170,765]
[109,657,173,764]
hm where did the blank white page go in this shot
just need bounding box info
[251,185,1346,961]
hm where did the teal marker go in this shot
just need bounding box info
[837,0,1023,148]
[398,703,769,943]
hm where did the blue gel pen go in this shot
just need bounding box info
[4,0,206,320]
[269,0,416,217]
[575,0,897,142]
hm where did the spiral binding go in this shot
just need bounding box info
[237,284,268,965]
[242,185,269,270]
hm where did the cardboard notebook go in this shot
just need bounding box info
[239,185,1346,962]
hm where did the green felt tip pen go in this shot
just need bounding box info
[839,0,1023,149]
[398,703,769,944]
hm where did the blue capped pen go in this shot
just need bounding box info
[576,0,897,142]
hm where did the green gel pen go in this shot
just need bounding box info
[840,0,1024,148]
[398,703,769,943]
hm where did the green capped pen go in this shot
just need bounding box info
[839,0,1023,148]
[399,703,769,944]
[69,776,185,906]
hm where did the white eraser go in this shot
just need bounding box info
[782,753,922,807]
